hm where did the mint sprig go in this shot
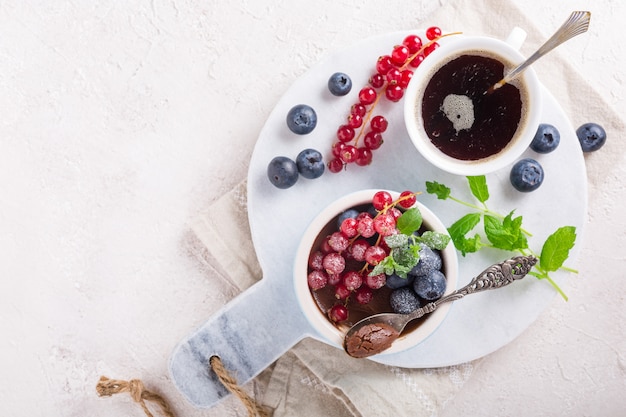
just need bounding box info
[426,177,577,300]
[369,205,451,279]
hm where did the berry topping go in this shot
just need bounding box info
[413,269,447,300]
[510,158,544,192]
[385,273,415,289]
[328,72,352,96]
[576,122,606,152]
[327,231,350,252]
[389,287,421,314]
[410,245,442,276]
[355,286,374,305]
[267,156,298,189]
[307,270,328,291]
[322,252,346,275]
[328,304,348,323]
[286,104,317,135]
[343,271,364,291]
[296,148,325,179]
[372,190,393,210]
[530,123,560,154]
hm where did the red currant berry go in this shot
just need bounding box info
[320,238,333,254]
[375,55,394,75]
[347,113,363,129]
[372,190,393,210]
[307,270,328,290]
[399,69,413,88]
[340,217,359,238]
[327,231,349,252]
[385,84,404,102]
[373,212,397,236]
[332,142,346,158]
[424,42,439,57]
[323,252,346,275]
[365,272,387,290]
[364,245,387,265]
[334,283,351,301]
[368,73,385,89]
[328,304,349,323]
[364,131,383,150]
[339,145,358,164]
[403,34,423,54]
[343,271,363,291]
[389,207,402,221]
[348,238,370,262]
[337,124,355,143]
[355,147,373,166]
[409,53,425,68]
[358,87,377,105]
[355,286,373,305]
[426,26,442,40]
[398,191,417,208]
[308,250,324,270]
[390,44,410,66]
[385,68,402,85]
[351,103,367,117]
[370,115,388,133]
[357,216,376,238]
[328,158,344,173]
[328,273,341,286]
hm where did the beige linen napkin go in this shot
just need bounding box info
[189,0,624,415]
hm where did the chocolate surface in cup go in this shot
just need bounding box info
[420,52,528,161]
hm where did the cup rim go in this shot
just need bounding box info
[403,35,543,176]
[293,189,459,356]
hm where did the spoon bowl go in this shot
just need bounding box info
[344,255,538,358]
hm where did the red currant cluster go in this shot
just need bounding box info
[306,191,418,324]
[328,27,447,174]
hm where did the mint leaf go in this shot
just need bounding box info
[483,212,527,251]
[384,233,409,249]
[417,231,451,250]
[467,175,489,203]
[396,207,422,235]
[426,181,451,200]
[448,213,482,255]
[540,226,577,272]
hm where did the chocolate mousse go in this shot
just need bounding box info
[344,322,400,358]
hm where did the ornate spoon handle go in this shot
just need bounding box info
[489,11,590,92]
[410,255,538,319]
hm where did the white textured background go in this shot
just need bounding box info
[1,0,624,416]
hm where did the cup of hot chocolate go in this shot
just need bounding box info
[404,28,542,176]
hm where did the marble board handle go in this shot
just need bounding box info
[169,278,312,408]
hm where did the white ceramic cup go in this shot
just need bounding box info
[404,28,543,176]
[293,189,458,357]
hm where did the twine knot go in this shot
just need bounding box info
[96,376,175,417]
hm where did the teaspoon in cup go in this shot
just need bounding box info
[487,10,591,94]
[343,255,538,358]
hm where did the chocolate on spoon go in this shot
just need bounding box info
[344,255,538,358]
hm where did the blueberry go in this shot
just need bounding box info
[267,156,298,189]
[576,122,606,152]
[510,158,544,192]
[286,104,317,135]
[410,245,442,276]
[336,208,359,229]
[328,72,352,96]
[413,270,447,301]
[295,148,325,179]
[385,273,415,289]
[389,287,421,314]
[530,123,560,154]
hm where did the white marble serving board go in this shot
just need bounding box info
[169,30,587,408]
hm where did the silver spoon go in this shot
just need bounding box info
[343,255,538,358]
[487,10,591,94]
